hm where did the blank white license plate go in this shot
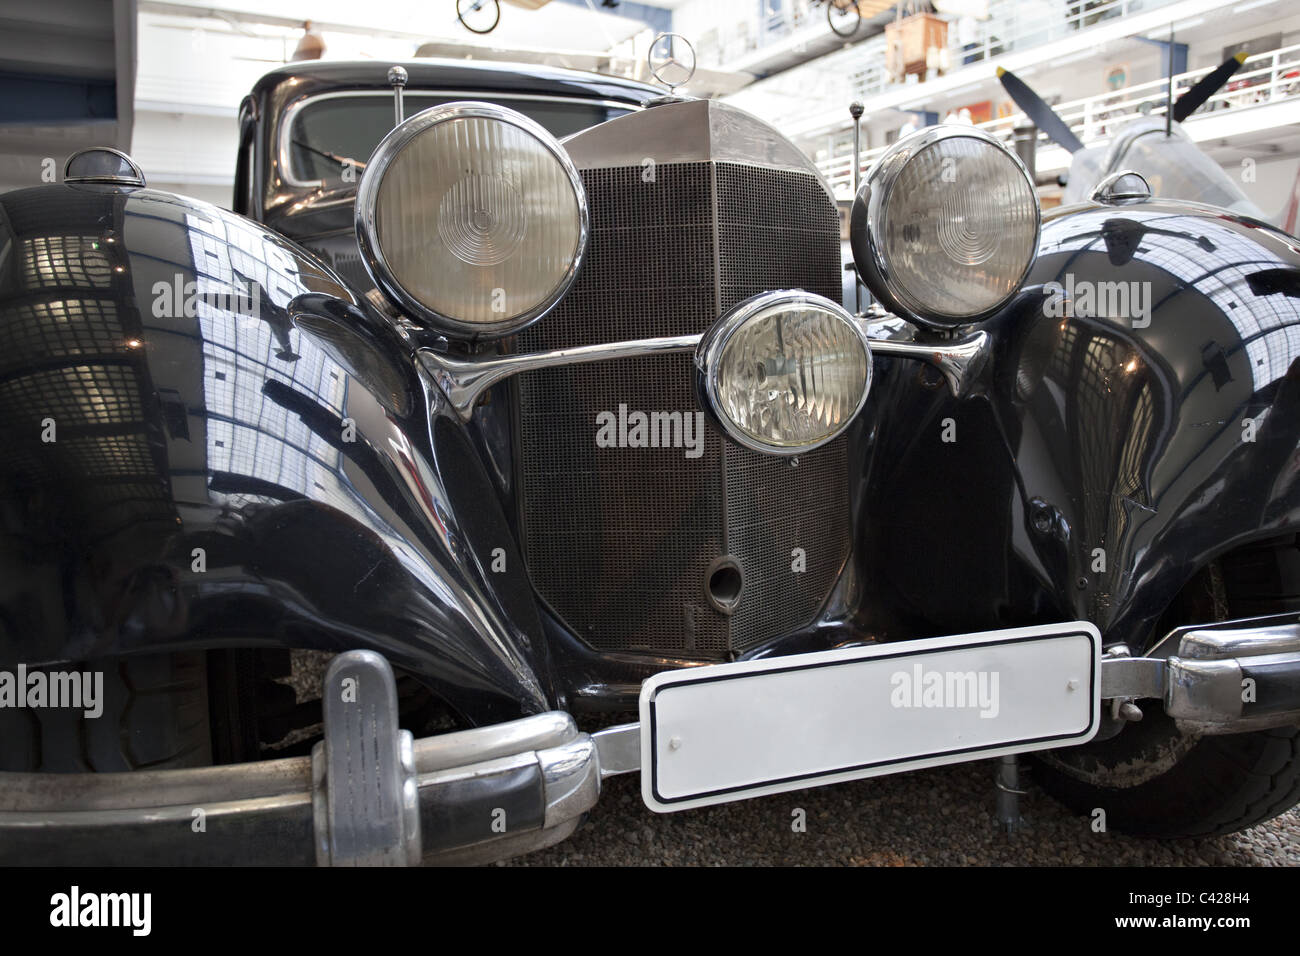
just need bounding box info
[640,622,1101,812]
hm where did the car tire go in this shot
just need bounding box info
[0,652,212,772]
[1033,535,1300,837]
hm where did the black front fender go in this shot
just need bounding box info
[0,183,551,724]
[858,199,1300,651]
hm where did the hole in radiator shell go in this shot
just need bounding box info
[705,556,744,616]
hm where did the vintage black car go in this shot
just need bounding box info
[2,53,1300,865]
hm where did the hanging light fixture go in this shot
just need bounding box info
[293,20,325,61]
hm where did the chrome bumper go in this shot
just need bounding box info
[1101,613,1300,735]
[0,707,626,866]
[0,652,619,867]
[2,615,1298,865]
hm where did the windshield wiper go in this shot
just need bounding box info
[291,139,367,177]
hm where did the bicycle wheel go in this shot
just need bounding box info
[458,0,501,35]
[828,1,862,38]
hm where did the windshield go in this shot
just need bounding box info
[1062,118,1266,220]
[286,93,632,185]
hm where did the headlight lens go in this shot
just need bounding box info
[851,126,1039,327]
[697,291,872,454]
[356,102,588,338]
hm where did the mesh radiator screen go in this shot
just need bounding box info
[517,161,850,658]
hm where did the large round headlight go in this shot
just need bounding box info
[850,126,1039,327]
[356,102,588,338]
[696,291,872,455]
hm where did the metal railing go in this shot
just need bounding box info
[909,0,1146,84]
[695,0,821,69]
[817,42,1300,197]
[702,0,1173,77]
[738,0,1178,133]
[860,0,1162,101]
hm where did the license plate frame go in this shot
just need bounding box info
[639,622,1101,812]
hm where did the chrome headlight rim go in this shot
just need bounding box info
[695,290,873,457]
[355,101,590,340]
[851,125,1040,329]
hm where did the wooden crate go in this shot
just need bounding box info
[886,13,949,80]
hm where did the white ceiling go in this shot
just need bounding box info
[139,0,651,52]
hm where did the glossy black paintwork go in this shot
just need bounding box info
[0,183,552,724]
[852,200,1300,654]
[4,169,1299,723]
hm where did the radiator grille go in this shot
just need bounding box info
[299,234,373,293]
[518,161,850,658]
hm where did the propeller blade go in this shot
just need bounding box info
[1173,52,1248,123]
[997,67,1085,154]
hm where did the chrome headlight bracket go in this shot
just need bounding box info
[356,101,589,340]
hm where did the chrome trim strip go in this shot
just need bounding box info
[417,308,992,423]
[356,101,590,340]
[418,334,701,421]
[279,89,641,190]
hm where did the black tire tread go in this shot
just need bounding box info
[1190,725,1300,837]
[0,652,211,773]
[1035,534,1300,837]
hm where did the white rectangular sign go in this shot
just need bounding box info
[640,622,1101,812]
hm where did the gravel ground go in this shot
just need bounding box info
[509,731,1300,866]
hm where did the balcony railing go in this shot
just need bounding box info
[915,0,1147,84]
[700,0,1156,72]
[816,42,1300,197]
[739,0,1179,133]
[695,1,821,70]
